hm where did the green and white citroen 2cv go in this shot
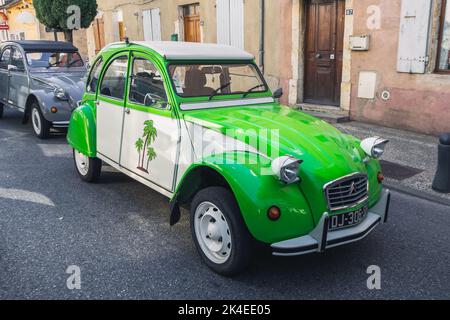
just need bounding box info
[68,41,391,276]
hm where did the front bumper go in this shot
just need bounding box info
[271,189,391,256]
[52,121,69,128]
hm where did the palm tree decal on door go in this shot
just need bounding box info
[135,120,158,173]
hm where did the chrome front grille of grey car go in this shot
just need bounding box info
[324,173,369,211]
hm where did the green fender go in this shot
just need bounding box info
[175,152,316,244]
[67,101,97,157]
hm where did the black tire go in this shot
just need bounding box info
[190,187,253,276]
[0,103,3,119]
[73,149,102,183]
[31,102,51,139]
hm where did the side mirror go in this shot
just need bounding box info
[273,88,283,99]
[8,64,18,72]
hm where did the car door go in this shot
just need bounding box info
[8,47,29,110]
[96,53,130,163]
[119,53,180,192]
[0,46,12,105]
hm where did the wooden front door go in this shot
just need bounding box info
[183,3,201,42]
[304,0,345,106]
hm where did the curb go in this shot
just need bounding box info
[384,182,450,208]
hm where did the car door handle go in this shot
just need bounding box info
[124,108,131,114]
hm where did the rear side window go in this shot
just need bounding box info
[99,56,128,100]
[87,58,104,93]
[11,49,25,71]
[0,48,11,69]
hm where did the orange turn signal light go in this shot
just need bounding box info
[268,206,281,221]
[50,107,58,114]
[377,172,385,183]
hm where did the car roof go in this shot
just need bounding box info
[2,40,78,52]
[129,41,254,61]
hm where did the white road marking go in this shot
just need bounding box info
[0,188,55,207]
[38,144,72,158]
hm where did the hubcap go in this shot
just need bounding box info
[194,202,232,264]
[31,108,41,135]
[74,150,89,176]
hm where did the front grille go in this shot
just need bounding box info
[324,174,369,211]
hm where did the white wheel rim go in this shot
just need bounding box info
[194,202,232,264]
[74,150,89,176]
[31,108,41,135]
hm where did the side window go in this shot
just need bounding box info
[129,58,167,105]
[87,58,104,93]
[11,49,25,71]
[99,55,128,100]
[0,48,11,69]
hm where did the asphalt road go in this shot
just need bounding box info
[0,108,449,300]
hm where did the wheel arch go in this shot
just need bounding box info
[23,94,41,124]
[170,165,235,226]
[67,102,97,157]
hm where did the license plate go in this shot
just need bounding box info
[328,205,369,231]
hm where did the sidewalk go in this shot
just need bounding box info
[333,121,450,206]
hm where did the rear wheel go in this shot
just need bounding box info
[31,103,51,139]
[190,187,253,276]
[73,149,102,183]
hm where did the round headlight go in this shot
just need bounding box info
[361,137,389,159]
[272,156,302,184]
[54,87,67,100]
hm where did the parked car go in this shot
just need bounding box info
[0,41,87,138]
[68,41,391,276]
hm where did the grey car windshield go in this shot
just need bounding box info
[26,51,84,68]
[168,63,268,98]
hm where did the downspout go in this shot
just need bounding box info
[259,0,265,74]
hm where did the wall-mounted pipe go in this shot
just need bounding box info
[259,0,265,73]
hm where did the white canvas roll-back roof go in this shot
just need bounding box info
[133,41,255,61]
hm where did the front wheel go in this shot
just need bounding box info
[190,187,253,276]
[73,149,102,183]
[31,103,51,139]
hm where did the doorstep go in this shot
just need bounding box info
[296,103,351,124]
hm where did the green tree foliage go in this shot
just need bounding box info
[34,0,97,43]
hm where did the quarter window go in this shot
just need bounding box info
[129,58,167,105]
[437,0,450,72]
[0,48,11,69]
[87,58,104,93]
[99,55,128,100]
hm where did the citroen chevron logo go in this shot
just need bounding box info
[349,182,357,195]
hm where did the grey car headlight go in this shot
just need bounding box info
[361,137,389,159]
[54,87,68,101]
[271,156,303,184]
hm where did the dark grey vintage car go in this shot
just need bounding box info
[0,41,86,138]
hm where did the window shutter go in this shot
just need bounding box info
[230,0,244,49]
[397,0,432,73]
[151,8,162,41]
[216,0,231,45]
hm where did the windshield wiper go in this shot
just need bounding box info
[46,61,62,69]
[243,84,266,98]
[67,59,82,68]
[209,82,231,100]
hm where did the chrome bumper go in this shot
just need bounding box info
[52,121,69,128]
[271,189,391,257]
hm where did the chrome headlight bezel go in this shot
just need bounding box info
[361,137,389,159]
[54,87,68,101]
[271,156,303,184]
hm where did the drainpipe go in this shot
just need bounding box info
[259,0,265,74]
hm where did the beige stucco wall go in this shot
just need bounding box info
[350,0,450,135]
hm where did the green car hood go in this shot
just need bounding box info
[184,103,372,223]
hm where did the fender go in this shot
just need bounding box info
[173,152,316,244]
[67,101,97,157]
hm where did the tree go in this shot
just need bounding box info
[136,120,158,173]
[135,138,144,169]
[34,0,97,43]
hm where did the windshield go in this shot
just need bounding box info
[168,63,268,98]
[26,51,84,68]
